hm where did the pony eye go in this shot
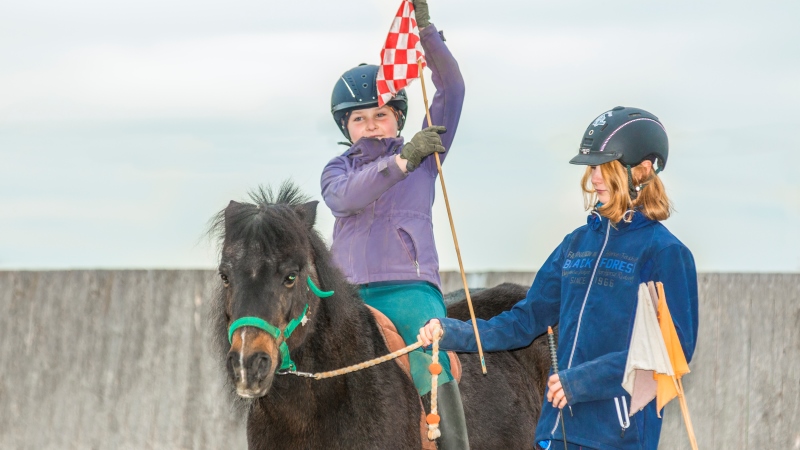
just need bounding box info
[220,273,230,287]
[284,273,298,287]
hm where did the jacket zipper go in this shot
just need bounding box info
[550,218,612,436]
[614,396,630,437]
[397,227,421,277]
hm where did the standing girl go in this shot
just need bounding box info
[320,0,468,448]
[419,107,699,450]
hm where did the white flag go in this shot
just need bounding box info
[622,283,674,416]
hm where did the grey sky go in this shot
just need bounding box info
[2,0,799,272]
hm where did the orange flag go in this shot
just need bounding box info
[653,281,690,415]
[622,283,672,415]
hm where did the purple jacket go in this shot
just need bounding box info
[321,24,465,290]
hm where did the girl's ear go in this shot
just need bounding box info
[637,160,654,178]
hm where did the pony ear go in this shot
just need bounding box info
[224,201,243,236]
[296,201,319,228]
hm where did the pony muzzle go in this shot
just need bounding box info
[227,327,281,397]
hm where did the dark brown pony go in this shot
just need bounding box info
[209,183,553,449]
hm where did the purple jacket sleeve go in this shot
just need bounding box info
[321,151,407,217]
[417,24,465,175]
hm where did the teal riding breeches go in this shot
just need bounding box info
[358,281,453,395]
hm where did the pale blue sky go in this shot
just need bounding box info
[2,0,798,272]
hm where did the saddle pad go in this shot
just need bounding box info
[366,305,461,382]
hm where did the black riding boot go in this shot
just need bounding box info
[436,380,470,450]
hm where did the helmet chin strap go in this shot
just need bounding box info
[626,164,657,200]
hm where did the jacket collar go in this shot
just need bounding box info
[587,208,655,233]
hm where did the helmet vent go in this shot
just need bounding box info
[601,123,609,132]
[628,112,642,117]
[583,138,593,146]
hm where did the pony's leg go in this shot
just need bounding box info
[436,380,469,450]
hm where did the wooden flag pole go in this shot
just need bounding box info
[676,378,699,450]
[416,59,487,374]
[670,376,698,450]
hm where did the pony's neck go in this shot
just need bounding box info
[287,287,381,370]
[306,287,374,371]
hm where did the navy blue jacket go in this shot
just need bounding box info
[438,211,698,450]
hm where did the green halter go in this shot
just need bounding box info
[306,275,334,298]
[227,276,334,372]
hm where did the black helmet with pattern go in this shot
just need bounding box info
[331,64,408,142]
[569,106,668,172]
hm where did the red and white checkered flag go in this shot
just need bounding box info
[376,0,426,107]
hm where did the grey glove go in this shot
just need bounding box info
[400,125,446,172]
[413,0,430,29]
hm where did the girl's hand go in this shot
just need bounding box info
[546,373,568,409]
[399,126,446,172]
[412,0,430,29]
[417,319,442,347]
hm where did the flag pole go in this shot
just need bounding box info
[417,59,487,374]
[655,282,698,450]
[673,377,699,450]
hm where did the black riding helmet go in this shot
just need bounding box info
[331,64,408,142]
[569,106,668,172]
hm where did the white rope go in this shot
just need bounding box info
[426,330,442,440]
[278,340,424,379]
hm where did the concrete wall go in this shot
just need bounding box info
[0,271,246,450]
[1,271,798,449]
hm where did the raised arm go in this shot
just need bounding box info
[416,10,465,172]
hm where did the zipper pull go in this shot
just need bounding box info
[414,260,420,277]
[620,427,626,438]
